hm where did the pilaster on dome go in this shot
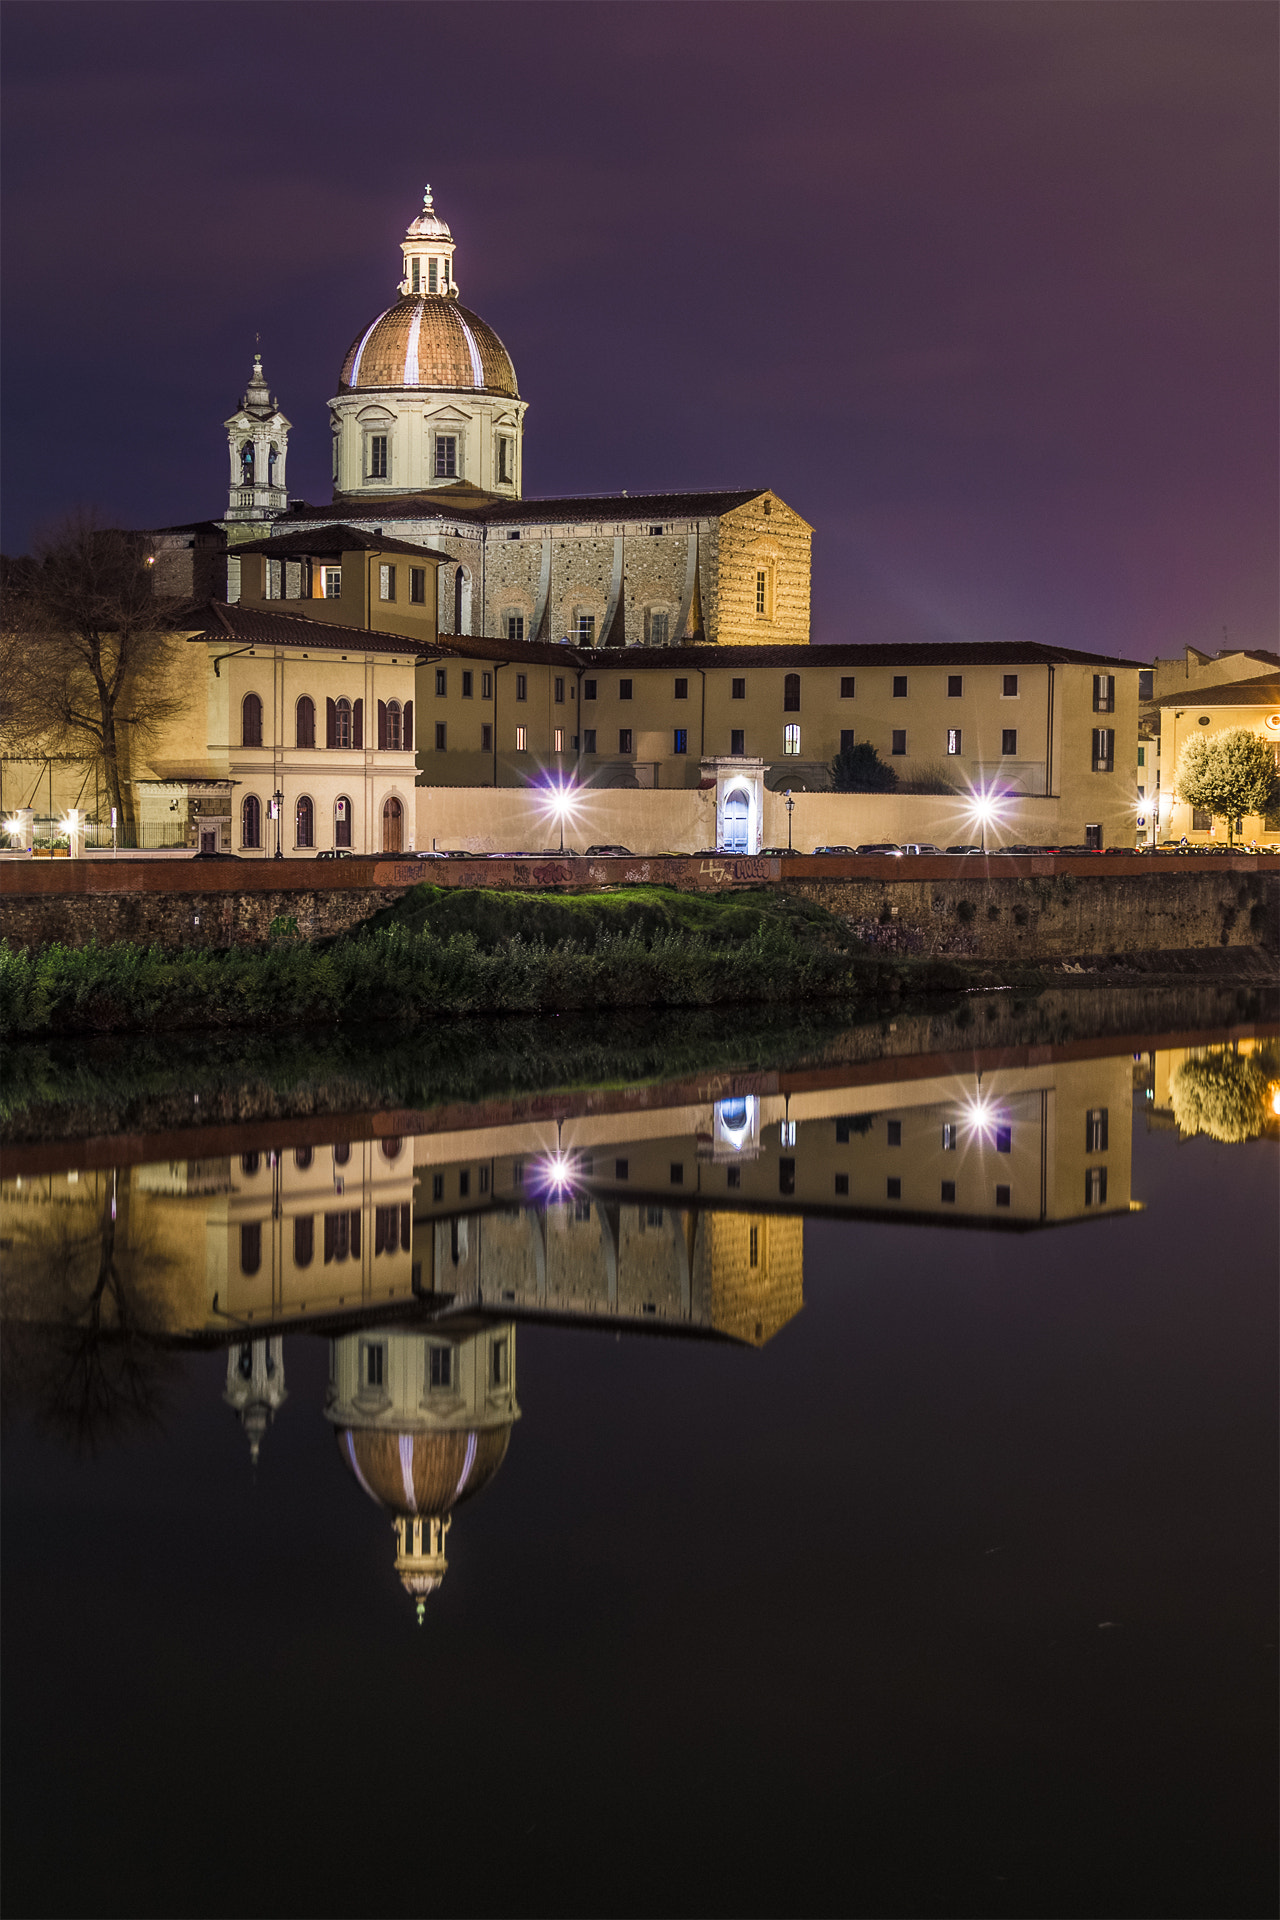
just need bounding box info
[399,182,458,298]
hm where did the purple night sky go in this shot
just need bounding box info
[2,1,1275,658]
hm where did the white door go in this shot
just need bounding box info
[724,789,749,852]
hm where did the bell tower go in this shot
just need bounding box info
[224,352,291,523]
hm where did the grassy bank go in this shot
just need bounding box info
[2,885,962,1039]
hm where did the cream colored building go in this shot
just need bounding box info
[1143,674,1280,846]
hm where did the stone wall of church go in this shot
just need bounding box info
[710,497,812,648]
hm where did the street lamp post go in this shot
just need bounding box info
[785,790,795,851]
[273,789,284,860]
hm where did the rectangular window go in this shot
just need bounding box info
[1085,1107,1109,1153]
[507,615,524,642]
[995,1125,1011,1153]
[431,1172,444,1201]
[756,570,767,614]
[554,676,565,704]
[780,1121,796,1148]
[481,672,492,699]
[649,612,669,646]
[886,1176,901,1200]
[840,728,855,751]
[428,258,439,294]
[886,1120,902,1147]
[324,567,342,599]
[461,670,473,698]
[434,436,457,479]
[435,668,447,696]
[674,677,688,700]
[369,436,388,479]
[840,676,855,698]
[479,1167,490,1193]
[891,729,907,755]
[583,679,597,701]
[576,614,595,646]
[947,675,963,698]
[1003,674,1019,697]
[491,1336,509,1386]
[892,675,908,698]
[619,728,633,753]
[731,678,746,700]
[995,1184,1011,1207]
[942,1123,957,1150]
[673,728,688,754]
[1085,823,1103,849]
[429,1346,453,1390]
[1092,728,1115,772]
[553,727,564,752]
[669,1162,684,1186]
[783,676,801,712]
[615,1158,628,1180]
[834,1173,849,1196]
[515,725,527,751]
[619,679,633,700]
[731,728,745,755]
[481,722,493,752]
[516,673,527,701]
[1084,1167,1108,1206]
[1137,745,1145,767]
[1093,673,1115,713]
[940,1180,956,1203]
[410,567,426,604]
[583,729,597,753]
[497,437,512,484]
[784,724,801,755]
[435,722,447,751]
[1191,807,1212,831]
[364,1343,385,1387]
[749,1225,759,1265]
[458,1170,470,1199]
[947,729,962,755]
[379,563,396,600]
[779,1157,796,1196]
[411,257,421,292]
[1002,729,1017,755]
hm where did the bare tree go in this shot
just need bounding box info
[1,512,195,836]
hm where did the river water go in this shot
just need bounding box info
[2,988,1276,1918]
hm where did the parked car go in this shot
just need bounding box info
[584,844,633,856]
[418,848,476,860]
[944,844,983,854]
[316,848,353,860]
[853,843,904,856]
[760,846,802,857]
[900,843,943,855]
[812,844,857,855]
[190,849,241,861]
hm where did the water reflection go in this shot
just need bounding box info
[3,1022,1274,1621]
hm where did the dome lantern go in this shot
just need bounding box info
[398,184,458,299]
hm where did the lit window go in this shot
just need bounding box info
[515,725,527,751]
[435,436,457,479]
[1085,1108,1108,1152]
[1084,1167,1107,1206]
[942,1123,957,1149]
[379,563,396,601]
[324,567,342,599]
[756,570,767,615]
[784,724,801,755]
[1093,674,1115,713]
[1092,728,1115,773]
[368,436,388,479]
[674,728,688,754]
[947,729,961,755]
[553,728,564,752]
[428,258,439,293]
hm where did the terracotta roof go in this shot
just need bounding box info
[337,1425,512,1517]
[278,485,775,528]
[338,296,518,397]
[1151,676,1280,707]
[188,601,433,655]
[234,524,455,563]
[429,635,1140,672]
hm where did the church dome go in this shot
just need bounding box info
[338,297,519,398]
[337,1424,511,1516]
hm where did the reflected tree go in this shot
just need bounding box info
[1170,1046,1276,1144]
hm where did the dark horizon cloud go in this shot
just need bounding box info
[2,0,1275,658]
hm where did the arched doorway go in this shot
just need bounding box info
[723,788,750,852]
[382,796,403,853]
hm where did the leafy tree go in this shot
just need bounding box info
[1170,1047,1273,1144]
[830,739,898,793]
[1173,726,1280,844]
[0,513,192,836]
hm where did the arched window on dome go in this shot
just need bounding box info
[240,442,254,486]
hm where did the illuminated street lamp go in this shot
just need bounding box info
[785,789,795,851]
[272,789,284,860]
[971,791,997,853]
[542,778,578,853]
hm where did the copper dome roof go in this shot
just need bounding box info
[337,1425,511,1516]
[339,297,519,397]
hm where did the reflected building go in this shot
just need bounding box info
[224,1337,287,1467]
[325,1323,519,1621]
